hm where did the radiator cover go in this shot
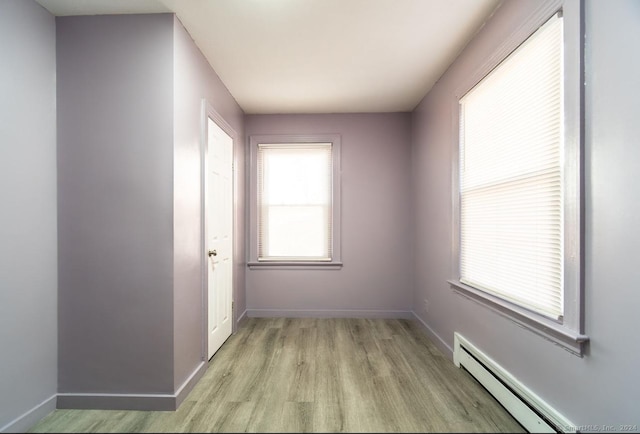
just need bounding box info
[453,332,574,433]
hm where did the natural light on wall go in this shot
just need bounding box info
[257,143,333,261]
[459,13,564,320]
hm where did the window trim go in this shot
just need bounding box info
[248,134,342,270]
[449,0,588,356]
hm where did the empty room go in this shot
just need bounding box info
[1,0,639,433]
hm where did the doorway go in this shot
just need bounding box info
[202,101,235,361]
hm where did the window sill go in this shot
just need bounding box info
[248,261,343,270]
[448,280,589,357]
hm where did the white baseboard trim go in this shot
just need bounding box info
[410,311,454,360]
[246,309,413,319]
[0,394,57,433]
[58,361,208,412]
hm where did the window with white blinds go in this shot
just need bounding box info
[458,13,565,320]
[257,143,333,261]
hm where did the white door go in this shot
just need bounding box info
[206,117,233,360]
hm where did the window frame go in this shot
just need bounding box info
[248,134,342,270]
[448,0,588,356]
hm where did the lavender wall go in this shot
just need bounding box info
[172,16,245,391]
[57,14,176,397]
[0,1,58,431]
[245,114,413,317]
[56,12,245,409]
[411,0,640,427]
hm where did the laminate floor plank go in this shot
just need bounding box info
[29,318,525,433]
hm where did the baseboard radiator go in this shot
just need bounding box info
[453,333,574,433]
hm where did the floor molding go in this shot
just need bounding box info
[411,311,454,360]
[0,394,57,433]
[175,361,207,408]
[56,392,177,412]
[246,309,413,319]
[58,362,207,412]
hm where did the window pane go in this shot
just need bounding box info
[263,148,330,205]
[460,173,563,318]
[265,205,329,258]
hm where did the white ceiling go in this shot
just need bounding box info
[36,0,501,114]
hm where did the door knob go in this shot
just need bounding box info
[208,250,217,257]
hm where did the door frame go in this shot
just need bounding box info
[200,99,238,362]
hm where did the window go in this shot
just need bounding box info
[249,134,341,269]
[461,14,564,319]
[450,2,587,355]
[258,143,332,261]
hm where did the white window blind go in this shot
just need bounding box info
[257,143,332,261]
[459,13,564,320]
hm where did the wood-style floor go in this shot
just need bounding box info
[29,318,524,433]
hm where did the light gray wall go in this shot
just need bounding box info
[245,114,413,317]
[0,1,58,431]
[172,16,245,390]
[412,0,640,427]
[57,14,176,395]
